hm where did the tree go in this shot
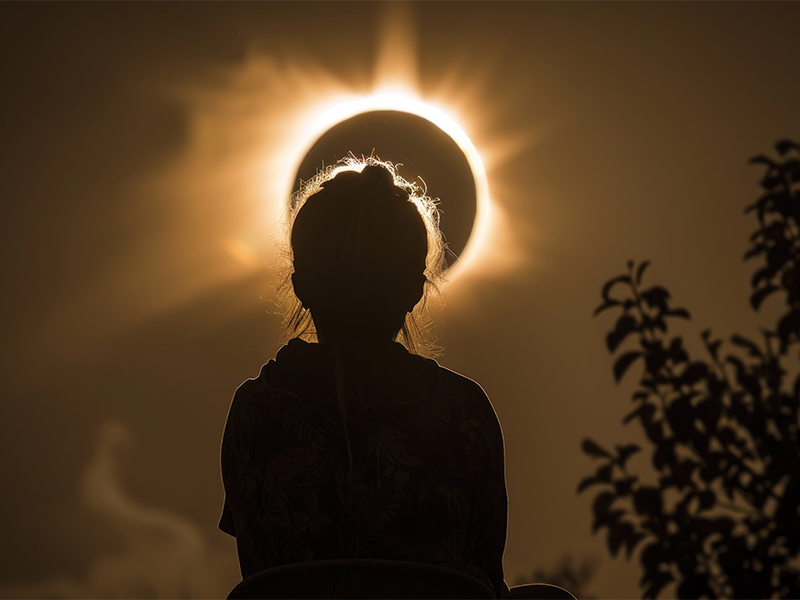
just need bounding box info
[580,139,800,598]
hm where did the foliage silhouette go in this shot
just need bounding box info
[580,140,800,599]
[514,555,599,600]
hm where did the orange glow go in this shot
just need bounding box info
[153,2,529,325]
[251,2,525,289]
[223,238,260,269]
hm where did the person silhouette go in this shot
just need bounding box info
[219,161,509,598]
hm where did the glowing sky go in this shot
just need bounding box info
[2,2,800,598]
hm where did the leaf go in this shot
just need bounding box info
[682,361,709,385]
[651,317,667,333]
[608,523,626,557]
[609,521,642,559]
[613,351,643,382]
[593,300,621,317]
[644,345,669,374]
[678,575,714,599]
[641,286,671,311]
[616,443,641,468]
[701,394,723,434]
[705,338,722,362]
[653,438,676,471]
[782,264,800,290]
[614,476,638,496]
[666,395,694,441]
[591,491,619,532]
[730,334,763,358]
[633,486,663,516]
[601,274,632,302]
[668,337,688,364]
[637,403,656,427]
[750,284,779,310]
[643,571,674,600]
[635,261,651,285]
[671,459,698,490]
[582,438,612,459]
[777,309,800,351]
[606,315,639,353]
[593,490,617,517]
[750,221,785,243]
[623,405,643,425]
[787,158,800,182]
[664,308,691,320]
[748,153,777,167]
[607,508,626,525]
[775,139,800,155]
[761,172,784,190]
[624,530,646,559]
[713,517,735,535]
[577,475,601,493]
[597,463,613,482]
[743,243,766,260]
[691,426,711,460]
[698,489,715,511]
[751,265,774,288]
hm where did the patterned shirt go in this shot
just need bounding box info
[219,339,508,597]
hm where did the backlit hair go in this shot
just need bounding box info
[282,155,445,355]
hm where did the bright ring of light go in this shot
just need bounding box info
[285,93,491,283]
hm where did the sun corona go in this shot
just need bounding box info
[286,92,492,283]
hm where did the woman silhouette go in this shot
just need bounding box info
[219,160,509,598]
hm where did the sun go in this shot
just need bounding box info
[106,2,528,338]
[193,3,524,299]
[285,92,492,283]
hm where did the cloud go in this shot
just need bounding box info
[0,420,240,599]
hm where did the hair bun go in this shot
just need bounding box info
[320,165,402,206]
[359,164,396,188]
[286,158,445,354]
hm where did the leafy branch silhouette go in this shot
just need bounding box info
[580,140,800,598]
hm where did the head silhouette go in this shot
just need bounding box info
[289,161,442,349]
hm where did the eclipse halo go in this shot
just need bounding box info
[287,94,490,282]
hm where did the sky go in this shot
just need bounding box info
[2,2,799,598]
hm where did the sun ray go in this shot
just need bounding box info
[279,2,499,285]
[374,2,419,94]
[154,10,525,324]
[55,7,532,352]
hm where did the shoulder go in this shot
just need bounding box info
[233,362,275,402]
[436,366,503,432]
[231,339,312,403]
[224,361,289,428]
[437,365,489,397]
[435,366,506,483]
[437,365,495,413]
[221,361,298,455]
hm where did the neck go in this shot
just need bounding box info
[316,331,400,349]
[310,308,404,349]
